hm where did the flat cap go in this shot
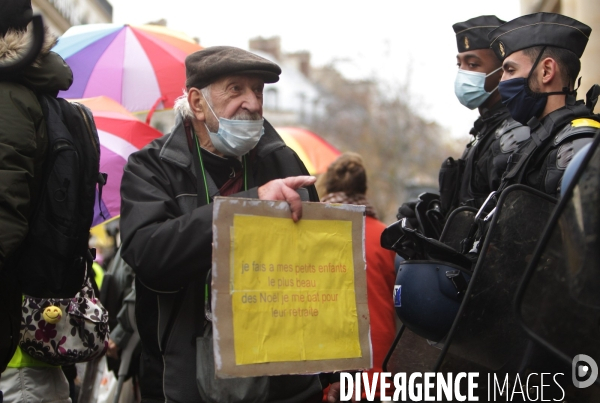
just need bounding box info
[453,15,505,53]
[488,12,591,60]
[185,46,281,89]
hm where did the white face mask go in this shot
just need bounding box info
[454,66,502,110]
[202,93,264,158]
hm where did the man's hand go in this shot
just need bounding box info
[106,339,119,359]
[258,176,316,222]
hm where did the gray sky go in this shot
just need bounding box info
[109,0,522,140]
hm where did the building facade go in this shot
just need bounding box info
[32,0,112,35]
[249,36,330,127]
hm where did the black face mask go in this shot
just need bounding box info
[498,46,571,125]
[498,78,549,125]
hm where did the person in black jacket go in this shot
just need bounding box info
[0,2,73,402]
[490,13,599,198]
[120,46,343,403]
[397,15,529,232]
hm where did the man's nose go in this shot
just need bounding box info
[242,90,262,113]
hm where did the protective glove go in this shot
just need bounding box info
[396,200,419,229]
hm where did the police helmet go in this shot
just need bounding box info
[394,260,471,342]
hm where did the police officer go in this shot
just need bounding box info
[398,16,529,230]
[490,12,600,198]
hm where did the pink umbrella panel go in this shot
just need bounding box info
[71,97,163,226]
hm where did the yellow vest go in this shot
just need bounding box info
[92,261,104,290]
[7,346,55,368]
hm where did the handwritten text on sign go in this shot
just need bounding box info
[231,215,361,365]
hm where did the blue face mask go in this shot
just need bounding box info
[202,93,264,158]
[498,78,549,125]
[454,67,501,110]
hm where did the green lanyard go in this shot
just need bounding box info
[192,127,247,205]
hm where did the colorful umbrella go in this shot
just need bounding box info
[54,24,202,115]
[70,96,163,225]
[275,127,341,175]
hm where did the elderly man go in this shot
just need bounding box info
[490,13,600,197]
[120,46,342,402]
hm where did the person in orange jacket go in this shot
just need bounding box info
[321,152,397,402]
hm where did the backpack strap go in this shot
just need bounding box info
[69,101,107,221]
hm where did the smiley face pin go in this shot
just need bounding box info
[43,306,63,324]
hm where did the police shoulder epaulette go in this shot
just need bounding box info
[556,137,592,169]
[554,118,600,146]
[497,118,531,153]
[494,118,521,139]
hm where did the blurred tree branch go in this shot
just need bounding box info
[307,71,464,223]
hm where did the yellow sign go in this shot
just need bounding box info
[212,197,370,377]
[232,216,361,364]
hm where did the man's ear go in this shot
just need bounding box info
[188,88,205,122]
[540,57,558,86]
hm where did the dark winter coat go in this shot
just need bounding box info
[439,101,530,214]
[120,115,325,403]
[0,29,72,371]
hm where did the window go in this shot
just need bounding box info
[264,88,279,110]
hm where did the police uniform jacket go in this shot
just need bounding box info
[501,99,600,198]
[439,102,529,214]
